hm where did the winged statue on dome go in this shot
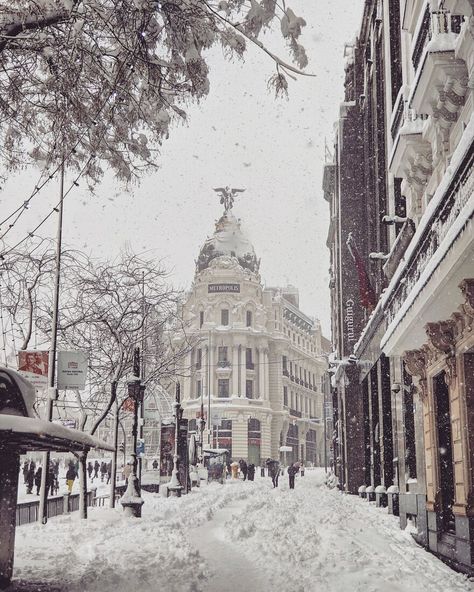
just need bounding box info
[213,186,245,212]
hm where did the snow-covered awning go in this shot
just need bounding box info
[0,415,114,454]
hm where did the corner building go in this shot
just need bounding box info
[179,206,328,465]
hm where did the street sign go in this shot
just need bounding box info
[57,351,88,390]
[136,439,145,457]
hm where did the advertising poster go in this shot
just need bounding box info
[17,350,49,388]
[177,418,189,493]
[160,423,175,478]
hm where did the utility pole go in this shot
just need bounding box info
[207,330,211,446]
[139,271,145,484]
[39,162,65,525]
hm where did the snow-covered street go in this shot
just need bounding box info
[11,470,474,592]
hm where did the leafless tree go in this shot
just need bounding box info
[0,0,309,182]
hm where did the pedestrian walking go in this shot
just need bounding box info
[48,462,56,496]
[288,462,299,490]
[106,461,112,484]
[34,466,42,495]
[247,463,255,481]
[266,458,280,488]
[93,460,100,481]
[230,460,239,479]
[239,459,248,481]
[100,461,107,482]
[152,459,158,470]
[123,462,132,483]
[87,461,93,480]
[66,462,77,493]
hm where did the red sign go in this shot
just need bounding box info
[122,397,135,412]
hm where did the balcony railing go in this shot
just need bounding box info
[283,369,289,377]
[246,362,255,370]
[290,375,295,382]
[217,360,231,368]
[289,409,302,418]
[384,148,473,330]
[412,8,464,71]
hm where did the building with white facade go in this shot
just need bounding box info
[178,200,328,466]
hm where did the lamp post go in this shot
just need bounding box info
[167,382,184,497]
[120,347,145,517]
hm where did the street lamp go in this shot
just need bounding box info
[120,351,145,517]
[167,382,184,497]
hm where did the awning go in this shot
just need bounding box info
[0,415,114,454]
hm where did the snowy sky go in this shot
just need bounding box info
[0,1,364,337]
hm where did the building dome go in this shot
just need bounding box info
[196,210,259,274]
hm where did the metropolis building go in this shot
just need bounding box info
[177,197,328,466]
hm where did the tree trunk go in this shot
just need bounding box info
[78,450,88,519]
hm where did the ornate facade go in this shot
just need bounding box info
[177,203,328,466]
[325,0,474,575]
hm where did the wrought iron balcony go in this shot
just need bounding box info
[217,360,231,368]
[246,362,255,370]
[283,369,289,377]
[289,409,302,418]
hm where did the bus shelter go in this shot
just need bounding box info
[0,367,113,589]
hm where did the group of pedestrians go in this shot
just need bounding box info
[22,459,60,496]
[226,459,256,481]
[87,460,111,483]
[265,458,303,489]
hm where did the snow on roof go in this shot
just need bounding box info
[0,366,36,418]
[0,415,114,452]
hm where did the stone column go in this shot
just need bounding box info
[232,414,248,459]
[240,346,246,399]
[265,349,270,401]
[261,415,272,461]
[0,449,20,588]
[232,346,239,397]
[258,348,265,399]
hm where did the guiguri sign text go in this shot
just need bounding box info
[208,283,240,293]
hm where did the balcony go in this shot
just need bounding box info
[381,143,474,353]
[283,369,289,377]
[290,375,295,382]
[195,362,202,370]
[410,9,467,120]
[289,409,302,418]
[217,360,231,368]
[246,362,255,371]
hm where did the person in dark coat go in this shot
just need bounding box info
[87,461,93,480]
[266,458,280,488]
[22,460,29,484]
[66,463,77,493]
[288,462,299,489]
[239,459,248,481]
[93,460,100,480]
[48,463,56,496]
[26,461,35,494]
[34,466,42,495]
[106,461,112,484]
[247,463,255,481]
[100,461,107,482]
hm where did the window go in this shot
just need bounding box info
[221,309,229,326]
[246,310,252,327]
[283,386,288,407]
[196,380,202,399]
[218,346,229,367]
[282,355,288,376]
[199,311,204,328]
[217,379,229,398]
[246,348,254,369]
[246,380,254,399]
[196,348,202,370]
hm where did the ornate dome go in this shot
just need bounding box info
[196,210,259,274]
